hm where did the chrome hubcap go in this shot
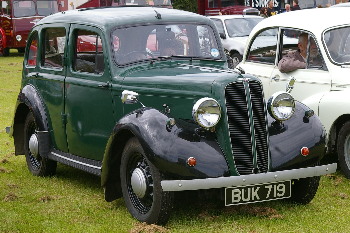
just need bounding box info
[29,133,39,157]
[131,167,147,198]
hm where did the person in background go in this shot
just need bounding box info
[260,7,269,18]
[285,4,291,12]
[267,0,277,16]
[292,0,301,10]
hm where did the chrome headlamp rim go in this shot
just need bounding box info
[192,97,221,128]
[267,91,295,122]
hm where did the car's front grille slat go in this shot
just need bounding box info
[225,81,269,175]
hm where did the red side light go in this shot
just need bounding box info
[301,147,309,156]
[187,157,197,167]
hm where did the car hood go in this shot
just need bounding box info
[120,62,246,95]
[223,36,248,50]
[118,61,260,119]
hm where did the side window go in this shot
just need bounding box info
[280,29,325,70]
[247,28,279,64]
[73,30,104,74]
[211,19,225,35]
[42,28,66,69]
[27,32,38,66]
[1,0,11,15]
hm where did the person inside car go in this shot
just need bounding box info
[278,33,320,73]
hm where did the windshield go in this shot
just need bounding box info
[324,26,350,65]
[225,18,263,37]
[13,0,58,17]
[112,24,222,65]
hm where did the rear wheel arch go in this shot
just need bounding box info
[12,103,30,155]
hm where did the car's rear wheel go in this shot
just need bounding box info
[24,112,57,176]
[337,121,350,178]
[18,47,25,53]
[289,176,320,204]
[120,137,173,224]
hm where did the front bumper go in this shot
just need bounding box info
[161,163,337,191]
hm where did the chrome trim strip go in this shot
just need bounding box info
[161,163,337,192]
[243,79,259,172]
[51,152,102,170]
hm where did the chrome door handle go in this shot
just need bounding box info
[272,75,280,82]
[98,82,110,88]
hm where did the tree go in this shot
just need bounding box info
[172,0,198,13]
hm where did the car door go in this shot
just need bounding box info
[35,24,69,152]
[239,28,279,98]
[268,29,331,113]
[64,25,115,160]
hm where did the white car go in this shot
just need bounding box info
[238,7,350,178]
[209,15,263,68]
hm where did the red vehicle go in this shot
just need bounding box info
[197,0,260,16]
[0,0,67,56]
[76,0,172,9]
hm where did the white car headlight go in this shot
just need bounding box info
[192,97,221,128]
[268,92,295,121]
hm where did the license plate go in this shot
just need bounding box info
[225,180,291,206]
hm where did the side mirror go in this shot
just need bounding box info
[286,77,296,93]
[219,32,226,39]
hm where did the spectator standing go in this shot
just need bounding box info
[285,4,291,12]
[260,7,269,18]
[292,0,301,10]
[267,0,277,16]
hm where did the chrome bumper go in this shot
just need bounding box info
[161,163,337,192]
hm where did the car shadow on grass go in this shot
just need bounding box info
[54,163,101,191]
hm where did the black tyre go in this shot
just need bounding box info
[230,52,243,68]
[120,137,173,224]
[289,176,320,204]
[24,112,57,176]
[337,121,350,179]
[2,47,10,57]
[18,47,25,53]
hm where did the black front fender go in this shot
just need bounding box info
[101,108,230,201]
[268,101,326,171]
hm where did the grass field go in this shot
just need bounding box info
[1,51,350,233]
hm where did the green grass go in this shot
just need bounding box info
[1,51,350,233]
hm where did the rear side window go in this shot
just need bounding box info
[42,28,66,69]
[1,1,11,15]
[246,28,278,64]
[73,30,104,74]
[27,32,38,67]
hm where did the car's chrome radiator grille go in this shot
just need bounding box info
[225,81,269,175]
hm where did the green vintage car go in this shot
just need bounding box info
[8,7,336,224]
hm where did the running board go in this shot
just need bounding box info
[47,149,102,176]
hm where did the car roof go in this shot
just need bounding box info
[331,2,350,7]
[251,8,350,36]
[208,15,263,20]
[36,7,211,29]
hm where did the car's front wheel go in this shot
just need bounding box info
[337,121,350,178]
[24,112,57,176]
[289,176,320,204]
[230,52,243,68]
[120,137,173,224]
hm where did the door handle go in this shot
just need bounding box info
[272,75,280,82]
[98,82,110,89]
[29,72,39,78]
